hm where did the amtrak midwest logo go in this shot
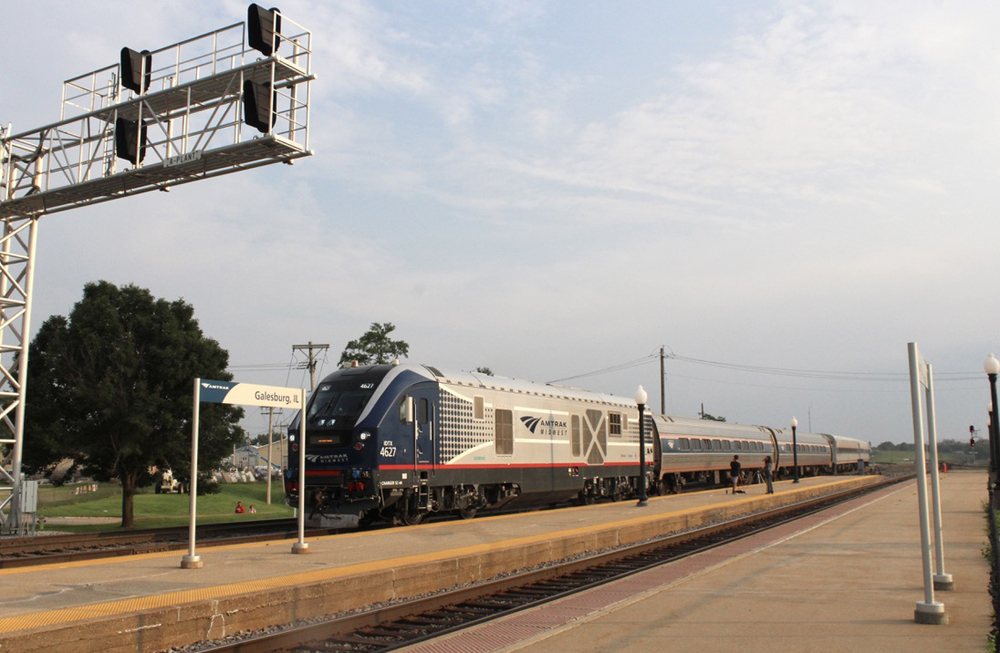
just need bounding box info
[520,415,568,433]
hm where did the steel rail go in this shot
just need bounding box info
[0,518,309,568]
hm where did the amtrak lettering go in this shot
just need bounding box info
[307,453,349,464]
[520,415,568,434]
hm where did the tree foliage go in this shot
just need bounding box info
[700,412,727,422]
[338,322,409,367]
[23,281,244,527]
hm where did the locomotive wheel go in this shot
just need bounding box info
[402,510,424,526]
[578,490,595,506]
[458,506,477,520]
[359,510,380,527]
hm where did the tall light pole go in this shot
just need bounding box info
[986,354,1000,485]
[636,385,649,506]
[791,416,800,483]
[985,355,1000,600]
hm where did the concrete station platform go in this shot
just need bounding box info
[0,473,965,653]
[407,470,991,653]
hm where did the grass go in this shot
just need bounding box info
[36,480,294,531]
[871,450,984,466]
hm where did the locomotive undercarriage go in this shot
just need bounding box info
[380,482,522,526]
[303,482,525,528]
[304,473,662,528]
[577,473,656,505]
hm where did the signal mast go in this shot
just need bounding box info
[0,4,314,533]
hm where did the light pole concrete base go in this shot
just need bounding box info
[291,542,311,554]
[914,601,948,625]
[933,573,954,591]
[180,554,203,569]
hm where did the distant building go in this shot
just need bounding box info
[229,437,288,473]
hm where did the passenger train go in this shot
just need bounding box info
[285,362,871,527]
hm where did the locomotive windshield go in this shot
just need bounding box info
[304,380,377,446]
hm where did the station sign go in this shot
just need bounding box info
[198,379,302,408]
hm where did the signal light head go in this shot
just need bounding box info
[243,80,276,133]
[115,118,147,165]
[120,48,152,94]
[247,4,281,56]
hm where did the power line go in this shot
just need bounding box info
[228,362,297,372]
[548,354,657,383]
[550,351,980,387]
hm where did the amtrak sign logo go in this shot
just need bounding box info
[520,415,567,433]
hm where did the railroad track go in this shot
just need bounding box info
[0,518,318,568]
[200,474,912,653]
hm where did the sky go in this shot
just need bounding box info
[2,0,998,446]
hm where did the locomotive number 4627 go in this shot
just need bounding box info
[380,441,397,458]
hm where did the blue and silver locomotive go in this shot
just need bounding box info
[285,361,870,527]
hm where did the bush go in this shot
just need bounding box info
[197,480,222,495]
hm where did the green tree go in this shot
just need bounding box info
[338,322,409,366]
[700,412,727,422]
[475,367,494,376]
[23,281,244,527]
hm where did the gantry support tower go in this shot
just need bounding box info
[0,5,314,533]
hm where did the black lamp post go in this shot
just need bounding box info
[985,354,1000,590]
[985,355,1000,484]
[791,416,800,483]
[636,385,648,506]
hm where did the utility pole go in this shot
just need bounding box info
[293,341,330,391]
[260,407,283,505]
[660,346,666,415]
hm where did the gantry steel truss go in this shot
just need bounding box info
[0,10,313,533]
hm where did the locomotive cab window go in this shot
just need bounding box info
[306,381,377,442]
[495,409,514,455]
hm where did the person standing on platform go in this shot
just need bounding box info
[763,455,774,494]
[730,455,744,494]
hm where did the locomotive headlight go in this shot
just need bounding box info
[359,431,371,441]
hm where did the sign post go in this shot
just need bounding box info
[182,378,306,569]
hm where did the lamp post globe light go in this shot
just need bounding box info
[985,354,1000,483]
[636,385,649,506]
[791,416,800,483]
